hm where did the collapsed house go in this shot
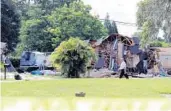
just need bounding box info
[88,33,142,72]
[88,34,170,76]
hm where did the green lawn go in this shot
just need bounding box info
[1,78,171,98]
[1,78,171,110]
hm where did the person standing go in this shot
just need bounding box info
[119,58,129,79]
[143,51,148,74]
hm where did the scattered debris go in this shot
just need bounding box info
[89,68,114,78]
[75,92,86,97]
[14,74,22,80]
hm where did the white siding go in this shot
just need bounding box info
[159,55,171,68]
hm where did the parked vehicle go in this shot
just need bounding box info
[20,51,52,71]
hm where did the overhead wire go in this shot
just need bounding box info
[99,19,138,27]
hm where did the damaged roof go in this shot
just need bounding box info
[132,37,140,45]
[88,33,135,47]
[128,45,142,54]
[128,37,141,54]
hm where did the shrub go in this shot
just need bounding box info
[9,57,20,68]
[50,38,96,78]
[150,41,171,47]
[149,41,162,47]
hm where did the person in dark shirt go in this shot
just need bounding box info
[143,51,148,60]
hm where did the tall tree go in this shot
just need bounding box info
[112,21,118,34]
[14,0,78,55]
[12,0,31,20]
[29,0,79,14]
[140,20,152,48]
[104,13,118,35]
[18,1,107,52]
[18,18,54,52]
[137,0,171,42]
[13,0,78,20]
[47,1,107,47]
[1,0,20,53]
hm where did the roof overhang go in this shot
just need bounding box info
[90,33,135,47]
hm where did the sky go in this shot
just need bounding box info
[82,0,141,37]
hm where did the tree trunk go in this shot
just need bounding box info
[75,70,79,78]
[73,68,79,78]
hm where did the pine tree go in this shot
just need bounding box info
[104,13,118,35]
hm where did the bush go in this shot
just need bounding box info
[150,41,171,47]
[50,37,96,78]
[9,57,20,68]
[150,41,162,47]
[161,42,171,47]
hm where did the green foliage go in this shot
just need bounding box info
[1,0,20,53]
[48,1,107,46]
[12,0,30,20]
[149,41,162,47]
[50,38,96,78]
[140,21,151,48]
[13,0,78,20]
[31,0,78,13]
[149,41,171,47]
[18,19,54,52]
[104,13,118,35]
[2,79,171,98]
[0,62,5,72]
[17,1,107,54]
[136,0,171,42]
[9,57,20,68]
[136,0,150,28]
[139,20,160,48]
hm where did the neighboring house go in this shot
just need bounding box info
[152,47,171,69]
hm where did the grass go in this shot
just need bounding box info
[1,78,171,110]
[1,78,171,98]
